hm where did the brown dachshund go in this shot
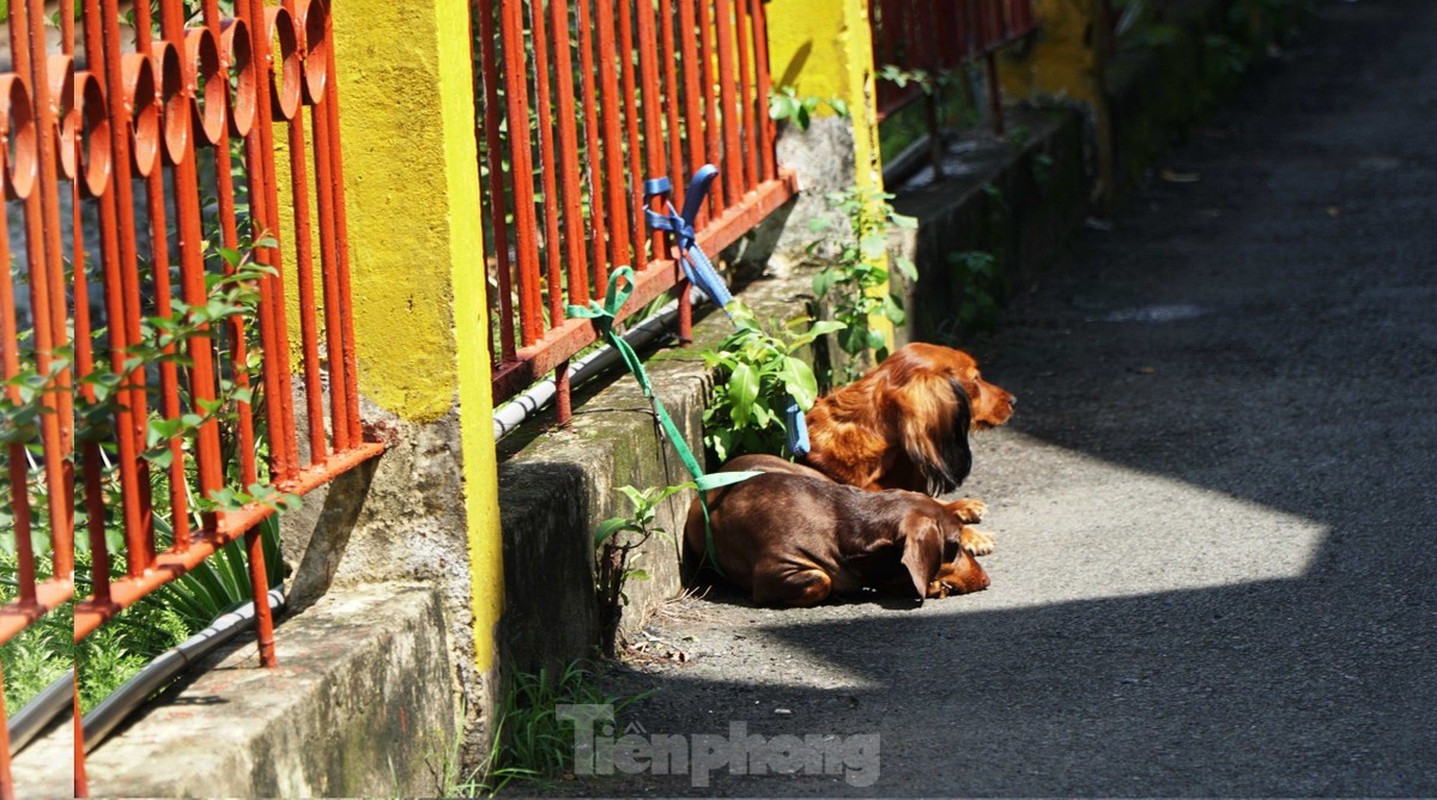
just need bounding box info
[684,455,990,607]
[803,342,1015,496]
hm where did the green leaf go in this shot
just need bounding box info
[768,93,799,121]
[727,362,759,426]
[646,481,696,506]
[812,269,837,299]
[594,517,641,547]
[883,294,907,326]
[893,255,919,282]
[215,246,242,267]
[616,485,649,513]
[777,356,818,409]
[142,446,173,469]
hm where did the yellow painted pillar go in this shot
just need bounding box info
[1001,0,1114,208]
[325,0,503,765]
[764,0,895,349]
[765,0,884,191]
[1000,0,1103,105]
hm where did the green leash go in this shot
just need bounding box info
[567,267,757,576]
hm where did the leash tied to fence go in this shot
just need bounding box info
[567,267,757,576]
[643,167,812,458]
[643,165,735,315]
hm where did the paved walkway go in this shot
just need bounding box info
[577,1,1437,795]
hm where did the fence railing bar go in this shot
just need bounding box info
[474,0,518,363]
[134,0,189,556]
[696,0,720,213]
[72,439,386,639]
[205,12,263,487]
[276,0,329,465]
[714,0,741,207]
[528,0,565,332]
[681,0,709,209]
[503,0,544,347]
[618,0,647,265]
[550,0,592,305]
[597,0,633,272]
[10,4,75,565]
[165,13,233,544]
[734,0,758,193]
[750,0,775,182]
[253,1,306,484]
[637,0,668,233]
[317,25,364,448]
[488,171,796,400]
[658,0,685,211]
[678,0,706,201]
[575,0,612,295]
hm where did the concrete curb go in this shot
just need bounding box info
[78,583,457,798]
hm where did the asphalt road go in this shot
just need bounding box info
[557,1,1437,795]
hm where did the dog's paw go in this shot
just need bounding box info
[946,498,987,523]
[959,525,996,556]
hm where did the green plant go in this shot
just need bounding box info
[947,249,1002,332]
[876,64,961,97]
[2,234,294,719]
[0,546,71,713]
[700,302,841,462]
[1031,153,1055,190]
[449,662,650,796]
[1204,32,1251,83]
[808,186,916,383]
[156,514,285,630]
[767,86,850,132]
[593,483,689,658]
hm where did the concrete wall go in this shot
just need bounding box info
[890,108,1088,343]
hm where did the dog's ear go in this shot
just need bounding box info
[885,515,943,601]
[893,375,973,495]
[855,515,941,601]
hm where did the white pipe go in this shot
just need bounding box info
[492,299,682,440]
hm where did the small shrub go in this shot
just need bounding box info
[808,186,916,383]
[700,302,841,463]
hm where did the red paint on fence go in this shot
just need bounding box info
[870,0,1038,133]
[0,0,382,790]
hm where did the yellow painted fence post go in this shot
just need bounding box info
[763,0,896,353]
[1000,0,1114,208]
[275,0,506,774]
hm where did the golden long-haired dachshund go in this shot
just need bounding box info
[803,343,1015,496]
[684,455,990,607]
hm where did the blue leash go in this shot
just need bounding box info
[644,166,811,457]
[643,166,735,313]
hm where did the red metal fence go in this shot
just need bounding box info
[870,0,1038,134]
[476,0,799,421]
[1,0,381,793]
